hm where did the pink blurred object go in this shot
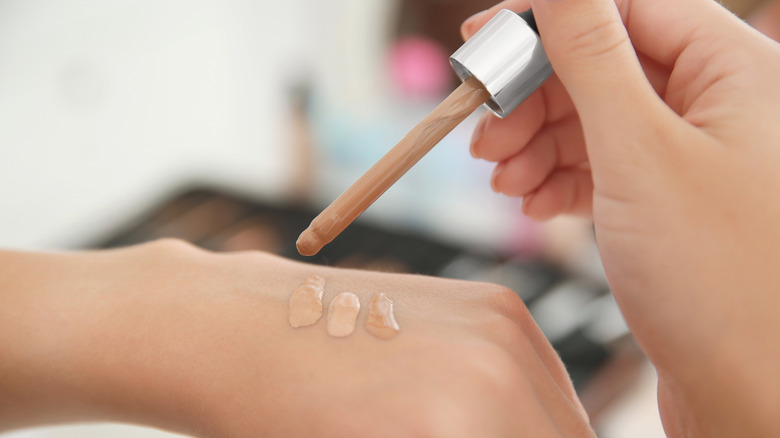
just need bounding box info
[388,36,451,99]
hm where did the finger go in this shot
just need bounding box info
[522,168,594,220]
[534,74,576,124]
[460,0,739,66]
[470,92,544,162]
[471,75,576,160]
[461,0,532,41]
[617,0,755,68]
[491,116,587,196]
[461,2,674,96]
[462,0,735,99]
[530,0,663,129]
[638,53,670,98]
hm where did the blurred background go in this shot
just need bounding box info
[1,0,777,437]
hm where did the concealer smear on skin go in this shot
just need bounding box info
[327,292,361,338]
[364,293,400,340]
[288,274,326,328]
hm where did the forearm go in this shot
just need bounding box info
[0,250,84,428]
[0,248,203,434]
[0,242,593,437]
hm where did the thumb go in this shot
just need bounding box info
[529,0,663,133]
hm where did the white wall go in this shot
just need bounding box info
[0,0,338,250]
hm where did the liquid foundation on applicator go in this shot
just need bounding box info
[364,293,400,340]
[297,76,489,256]
[288,274,326,328]
[297,9,552,256]
[327,292,361,337]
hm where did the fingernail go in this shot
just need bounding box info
[521,194,535,215]
[490,162,505,193]
[470,116,489,158]
[462,10,487,38]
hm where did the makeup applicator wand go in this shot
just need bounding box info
[297,9,552,256]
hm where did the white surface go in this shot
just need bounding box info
[598,362,667,438]
[0,0,318,249]
[0,424,187,438]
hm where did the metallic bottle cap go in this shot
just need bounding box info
[450,9,552,118]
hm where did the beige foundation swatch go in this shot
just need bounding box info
[288,274,326,328]
[327,292,361,337]
[364,293,400,340]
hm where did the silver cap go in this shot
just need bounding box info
[450,9,552,118]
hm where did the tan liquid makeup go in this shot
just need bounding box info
[364,293,400,340]
[289,279,400,339]
[297,9,551,256]
[327,292,361,337]
[288,274,326,328]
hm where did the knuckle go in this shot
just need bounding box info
[410,396,482,438]
[471,344,528,392]
[444,343,526,396]
[409,347,525,437]
[146,238,200,254]
[483,283,530,320]
[565,16,630,60]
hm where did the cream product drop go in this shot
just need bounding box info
[365,293,400,340]
[327,292,361,338]
[288,274,326,328]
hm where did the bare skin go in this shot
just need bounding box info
[3,0,779,436]
[0,240,594,437]
[463,0,780,436]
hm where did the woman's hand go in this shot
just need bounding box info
[463,0,780,436]
[0,240,594,437]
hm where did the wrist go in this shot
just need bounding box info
[77,243,295,436]
[0,249,118,430]
[0,245,220,435]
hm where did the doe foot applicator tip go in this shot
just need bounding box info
[296,229,324,256]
